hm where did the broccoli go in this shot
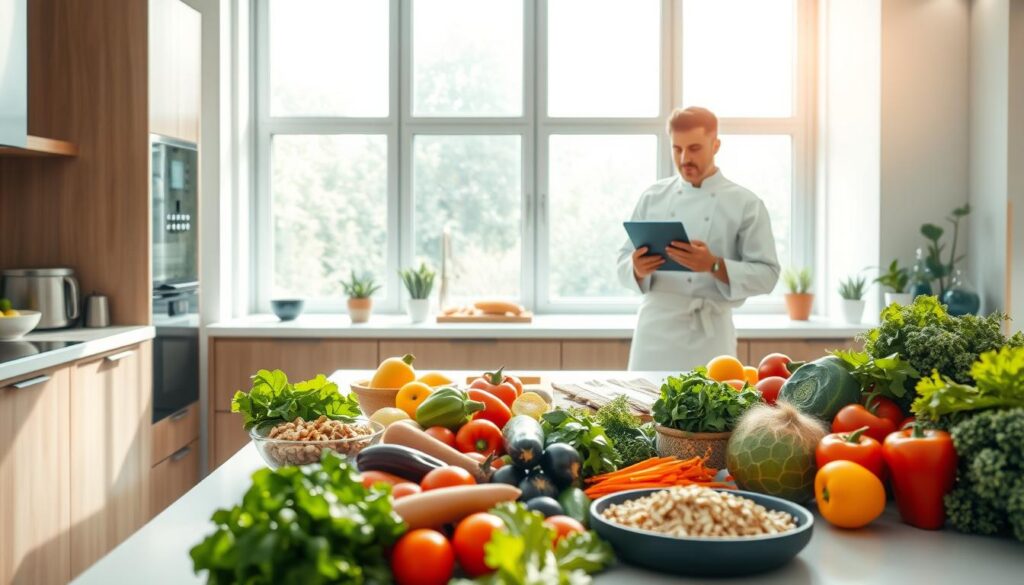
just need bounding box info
[944,407,1024,541]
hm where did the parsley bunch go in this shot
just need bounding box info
[652,368,762,433]
[231,369,362,430]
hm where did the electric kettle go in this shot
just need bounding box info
[1,267,81,329]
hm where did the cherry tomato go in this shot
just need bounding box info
[453,513,504,576]
[832,404,897,443]
[420,466,476,491]
[424,426,456,447]
[456,419,505,456]
[544,515,585,543]
[863,395,905,429]
[391,482,423,499]
[758,353,794,380]
[755,376,787,405]
[359,470,407,488]
[391,529,454,585]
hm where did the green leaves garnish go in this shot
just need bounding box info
[831,350,920,399]
[541,410,621,479]
[231,369,361,430]
[652,367,762,433]
[913,346,1024,421]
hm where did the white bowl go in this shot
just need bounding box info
[0,310,42,340]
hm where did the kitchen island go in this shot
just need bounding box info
[74,370,1024,585]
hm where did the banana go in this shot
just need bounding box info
[473,300,523,315]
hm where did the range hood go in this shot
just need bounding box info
[0,0,27,148]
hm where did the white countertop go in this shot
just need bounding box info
[206,313,871,340]
[0,325,156,382]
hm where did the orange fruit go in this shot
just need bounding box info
[370,354,416,388]
[706,355,745,382]
[743,366,759,385]
[418,371,454,387]
[396,381,434,418]
[724,379,747,391]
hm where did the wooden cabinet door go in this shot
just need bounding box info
[212,411,252,469]
[176,1,201,142]
[149,0,200,142]
[378,339,562,371]
[561,340,631,370]
[0,369,71,585]
[150,439,199,518]
[69,343,152,577]
[746,339,860,365]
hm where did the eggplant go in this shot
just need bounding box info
[540,443,582,489]
[503,415,546,470]
[525,496,564,518]
[491,464,526,487]
[355,444,445,483]
[519,469,559,501]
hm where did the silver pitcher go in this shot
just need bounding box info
[2,268,80,329]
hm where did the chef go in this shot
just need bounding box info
[618,107,781,371]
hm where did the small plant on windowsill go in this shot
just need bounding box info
[783,267,814,321]
[838,274,868,324]
[874,260,911,307]
[341,270,381,324]
[399,263,436,324]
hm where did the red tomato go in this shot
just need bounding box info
[815,428,886,481]
[391,482,422,499]
[359,470,407,488]
[758,353,794,380]
[900,416,916,430]
[453,513,504,576]
[863,395,905,429]
[468,388,513,428]
[391,529,454,585]
[420,466,476,491]
[544,515,585,543]
[755,376,787,405]
[456,419,505,456]
[832,404,897,443]
[424,426,456,447]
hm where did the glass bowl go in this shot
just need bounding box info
[249,418,385,469]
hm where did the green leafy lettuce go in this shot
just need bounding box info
[189,451,406,584]
[913,346,1024,422]
[454,502,614,585]
[231,369,362,430]
[831,350,921,399]
[541,409,621,479]
[652,368,762,433]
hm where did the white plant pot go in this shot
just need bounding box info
[841,299,866,324]
[406,298,430,323]
[884,293,913,307]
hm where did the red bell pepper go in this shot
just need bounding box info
[467,388,513,429]
[883,424,957,530]
[469,367,521,407]
[815,426,886,481]
[832,403,897,443]
[455,419,505,457]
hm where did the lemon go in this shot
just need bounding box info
[3,309,19,317]
[369,407,410,428]
[511,392,550,419]
[417,371,454,387]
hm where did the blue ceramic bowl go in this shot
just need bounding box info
[590,488,814,577]
[270,299,305,321]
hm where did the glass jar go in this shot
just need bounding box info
[942,269,980,316]
[909,248,933,298]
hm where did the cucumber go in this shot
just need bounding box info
[558,487,591,527]
[503,415,546,470]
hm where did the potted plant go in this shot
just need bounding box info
[652,369,762,470]
[341,270,381,324]
[921,203,970,296]
[399,262,436,323]
[874,260,911,306]
[837,275,868,324]
[783,267,814,320]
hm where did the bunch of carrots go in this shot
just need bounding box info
[583,455,731,499]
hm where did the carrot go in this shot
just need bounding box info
[585,457,675,482]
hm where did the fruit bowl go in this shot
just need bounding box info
[250,418,384,469]
[0,310,42,340]
[349,380,401,416]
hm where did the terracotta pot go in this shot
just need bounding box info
[784,293,814,321]
[347,297,373,324]
[655,425,731,470]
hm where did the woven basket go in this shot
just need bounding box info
[654,425,731,471]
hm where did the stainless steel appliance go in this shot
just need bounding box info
[151,134,200,423]
[83,293,110,328]
[1,267,80,329]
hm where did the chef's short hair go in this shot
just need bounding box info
[667,107,718,135]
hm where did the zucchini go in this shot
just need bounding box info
[503,415,546,470]
[558,487,591,527]
[355,444,445,483]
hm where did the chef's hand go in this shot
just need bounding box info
[665,240,718,272]
[632,246,665,281]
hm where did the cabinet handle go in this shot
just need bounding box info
[105,350,136,363]
[170,407,191,421]
[170,445,192,462]
[11,375,51,389]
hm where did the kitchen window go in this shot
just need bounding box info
[253,0,815,314]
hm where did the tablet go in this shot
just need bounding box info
[623,221,691,272]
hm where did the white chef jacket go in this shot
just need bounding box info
[618,170,780,371]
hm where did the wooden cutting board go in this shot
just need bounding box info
[436,312,533,323]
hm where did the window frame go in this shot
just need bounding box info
[252,0,816,315]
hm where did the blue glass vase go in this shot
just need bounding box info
[942,270,980,316]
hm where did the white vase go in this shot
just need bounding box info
[406,298,430,323]
[884,292,913,307]
[841,299,866,324]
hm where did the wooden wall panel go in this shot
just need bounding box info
[746,338,861,365]
[0,0,150,325]
[561,340,631,370]
[378,339,562,371]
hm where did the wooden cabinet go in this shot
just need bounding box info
[69,343,152,578]
[747,339,862,365]
[150,439,199,517]
[378,339,562,371]
[561,340,631,370]
[213,411,251,469]
[151,400,200,466]
[149,0,200,142]
[0,368,71,585]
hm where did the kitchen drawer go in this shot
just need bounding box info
[378,339,562,371]
[149,439,199,518]
[212,411,250,470]
[561,340,631,370]
[151,401,199,466]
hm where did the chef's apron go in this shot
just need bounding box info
[628,290,737,372]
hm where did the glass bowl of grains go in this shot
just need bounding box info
[250,415,385,469]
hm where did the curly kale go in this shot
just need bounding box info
[944,407,1024,541]
[593,396,658,467]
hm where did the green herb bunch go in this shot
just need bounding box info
[831,350,920,403]
[593,396,658,467]
[190,451,407,584]
[838,275,868,301]
[783,267,812,294]
[874,259,910,294]
[341,270,381,299]
[399,262,436,299]
[652,368,762,433]
[540,409,621,478]
[231,369,362,430]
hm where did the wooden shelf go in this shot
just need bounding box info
[0,135,79,157]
